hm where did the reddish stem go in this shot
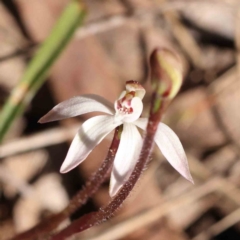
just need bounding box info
[50,92,166,240]
[50,48,175,240]
[10,126,123,240]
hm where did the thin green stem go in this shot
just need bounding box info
[0,0,86,142]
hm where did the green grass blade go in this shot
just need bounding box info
[0,0,86,142]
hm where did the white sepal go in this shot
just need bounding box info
[39,94,114,123]
[60,115,121,173]
[134,118,193,183]
[109,123,142,197]
[133,118,148,129]
[155,123,193,183]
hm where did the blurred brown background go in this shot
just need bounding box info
[0,0,240,239]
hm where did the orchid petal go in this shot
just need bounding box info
[109,123,142,197]
[60,115,121,173]
[155,123,193,183]
[118,97,143,123]
[39,94,114,123]
[134,118,193,183]
[133,118,148,129]
[126,80,146,99]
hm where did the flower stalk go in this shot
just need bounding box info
[10,126,123,240]
[11,48,191,240]
[50,48,186,240]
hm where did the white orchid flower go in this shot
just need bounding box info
[39,81,193,197]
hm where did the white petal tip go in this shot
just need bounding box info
[60,167,68,174]
[109,192,115,198]
[38,117,45,124]
[109,179,121,198]
[109,186,119,198]
[38,113,53,123]
[189,176,194,184]
[183,173,194,184]
[60,163,72,174]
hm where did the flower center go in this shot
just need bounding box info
[114,81,145,123]
[116,91,135,114]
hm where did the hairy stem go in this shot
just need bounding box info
[50,94,166,240]
[10,126,123,240]
[50,48,182,240]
